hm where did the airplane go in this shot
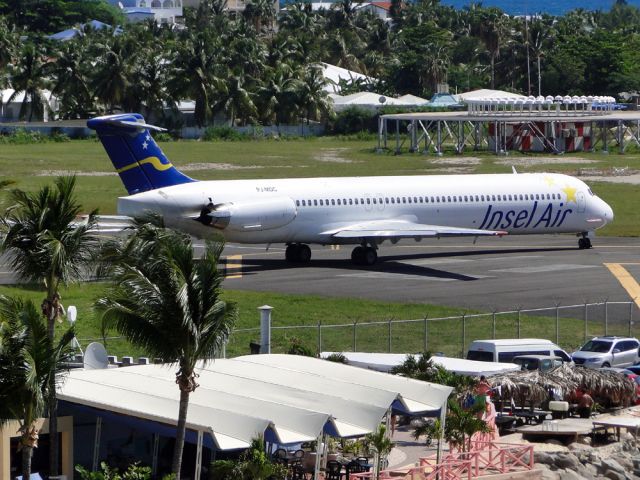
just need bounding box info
[88,113,614,266]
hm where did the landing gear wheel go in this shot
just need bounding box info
[285,244,300,262]
[351,246,364,264]
[298,244,312,263]
[285,244,311,263]
[351,246,377,266]
[363,247,377,266]
[578,237,593,249]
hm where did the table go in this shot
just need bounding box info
[592,417,640,443]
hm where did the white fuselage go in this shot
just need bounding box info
[117,172,613,245]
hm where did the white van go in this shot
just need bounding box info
[466,338,572,363]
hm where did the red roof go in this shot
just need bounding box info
[370,2,391,11]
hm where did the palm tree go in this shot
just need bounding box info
[295,64,332,129]
[92,36,135,113]
[0,296,75,479]
[366,424,393,480]
[472,7,511,89]
[7,42,51,121]
[0,176,98,476]
[50,40,94,119]
[95,224,237,479]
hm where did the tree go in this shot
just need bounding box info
[295,64,333,128]
[0,175,98,476]
[0,296,74,479]
[366,424,393,480]
[50,40,95,119]
[443,398,489,452]
[95,223,237,479]
[7,42,51,121]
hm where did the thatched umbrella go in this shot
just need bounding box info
[488,364,636,408]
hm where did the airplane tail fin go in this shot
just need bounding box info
[87,113,194,195]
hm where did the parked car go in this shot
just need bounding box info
[627,364,640,375]
[466,338,572,363]
[571,336,640,368]
[512,355,567,372]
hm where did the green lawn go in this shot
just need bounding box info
[2,283,633,361]
[1,137,637,235]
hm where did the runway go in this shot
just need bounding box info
[214,235,640,313]
[0,234,637,315]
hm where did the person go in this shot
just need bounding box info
[577,392,594,418]
[472,398,500,446]
[476,376,492,396]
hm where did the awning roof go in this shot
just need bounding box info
[59,354,452,450]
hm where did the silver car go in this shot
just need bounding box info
[572,336,640,368]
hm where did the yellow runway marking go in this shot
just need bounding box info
[604,263,640,308]
[225,255,243,279]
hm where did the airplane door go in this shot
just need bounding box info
[576,191,586,213]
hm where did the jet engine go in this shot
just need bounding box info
[197,196,297,231]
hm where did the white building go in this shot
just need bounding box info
[109,0,183,24]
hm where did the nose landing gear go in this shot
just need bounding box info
[578,233,592,249]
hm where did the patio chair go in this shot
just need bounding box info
[273,448,288,465]
[325,460,343,480]
[290,463,308,480]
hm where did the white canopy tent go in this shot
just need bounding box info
[59,354,452,479]
[429,356,521,377]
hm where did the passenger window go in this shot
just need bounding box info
[402,197,407,203]
[379,198,383,204]
[431,196,435,202]
[453,196,457,203]
[373,198,377,204]
[419,196,423,203]
[366,198,371,205]
[349,199,353,205]
[319,200,323,206]
[519,194,523,200]
[553,350,571,362]
[337,199,341,205]
[464,196,468,202]
[331,199,335,205]
[508,195,512,201]
[408,197,412,204]
[447,196,451,202]
[413,197,418,203]
[391,198,395,204]
[314,200,318,206]
[302,200,306,206]
[355,198,359,205]
[385,198,389,204]
[360,198,364,204]
[296,200,300,206]
[491,195,496,201]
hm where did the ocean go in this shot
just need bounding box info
[439,0,640,16]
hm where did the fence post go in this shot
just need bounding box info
[492,311,497,339]
[353,322,357,352]
[630,301,635,338]
[517,309,521,339]
[424,315,428,352]
[584,303,588,342]
[604,300,608,336]
[555,303,560,345]
[317,321,322,355]
[462,314,466,357]
[388,320,392,353]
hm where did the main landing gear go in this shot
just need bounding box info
[285,243,312,263]
[351,244,378,266]
[578,233,592,250]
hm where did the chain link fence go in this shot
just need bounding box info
[226,301,639,358]
[78,301,639,362]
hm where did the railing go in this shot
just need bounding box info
[349,442,534,480]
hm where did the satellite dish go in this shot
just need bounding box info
[67,305,77,324]
[378,96,387,104]
[84,342,109,370]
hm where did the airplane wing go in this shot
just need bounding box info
[321,219,507,240]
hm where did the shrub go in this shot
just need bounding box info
[202,126,248,141]
[286,336,315,357]
[153,132,174,142]
[329,107,378,135]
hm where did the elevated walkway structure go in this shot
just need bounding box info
[378,110,640,155]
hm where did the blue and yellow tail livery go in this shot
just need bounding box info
[88,114,194,195]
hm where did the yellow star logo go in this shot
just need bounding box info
[562,185,577,203]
